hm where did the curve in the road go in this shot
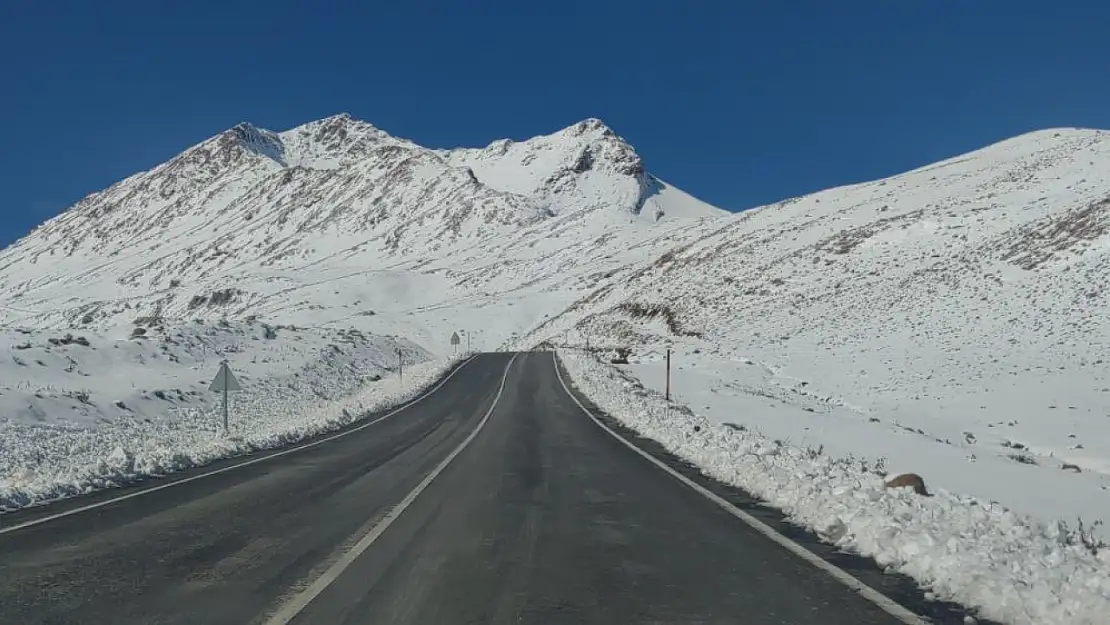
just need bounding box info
[275,352,919,625]
[0,351,946,625]
[262,352,518,625]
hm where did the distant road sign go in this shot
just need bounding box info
[210,361,242,435]
[209,362,242,392]
[450,332,461,346]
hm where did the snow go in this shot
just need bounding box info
[558,350,1110,625]
[640,176,728,220]
[0,319,468,512]
[0,113,728,512]
[444,118,726,221]
[517,128,1110,544]
[4,112,1110,618]
[618,350,1110,533]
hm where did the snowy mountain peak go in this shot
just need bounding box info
[285,112,378,137]
[565,117,616,137]
[440,117,696,220]
[225,122,286,165]
[0,114,726,331]
[277,113,402,169]
[562,118,644,176]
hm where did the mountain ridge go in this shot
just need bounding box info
[0,114,727,333]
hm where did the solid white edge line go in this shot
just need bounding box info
[0,355,480,536]
[262,352,519,625]
[550,351,929,625]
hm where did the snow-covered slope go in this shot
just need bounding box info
[0,113,727,509]
[520,127,1110,535]
[526,128,1110,624]
[0,319,444,508]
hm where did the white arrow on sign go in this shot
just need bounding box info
[210,361,242,435]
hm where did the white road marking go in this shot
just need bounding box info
[262,353,519,625]
[550,352,929,625]
[0,355,480,536]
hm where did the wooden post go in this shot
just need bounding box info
[665,348,671,401]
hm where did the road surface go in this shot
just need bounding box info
[0,352,915,625]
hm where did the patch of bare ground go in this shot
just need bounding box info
[1002,196,1110,269]
[613,302,703,337]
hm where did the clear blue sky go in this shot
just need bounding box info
[2,1,1107,247]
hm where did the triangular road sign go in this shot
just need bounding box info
[209,362,242,392]
[450,331,461,346]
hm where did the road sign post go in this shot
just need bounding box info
[665,348,671,401]
[451,331,461,356]
[397,348,403,383]
[208,360,242,435]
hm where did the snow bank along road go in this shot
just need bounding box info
[2,352,927,625]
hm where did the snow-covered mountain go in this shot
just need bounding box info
[6,116,1110,536]
[0,114,729,511]
[0,114,724,338]
[543,128,1110,625]
[520,127,1110,540]
[5,116,1110,623]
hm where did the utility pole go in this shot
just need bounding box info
[665,348,671,401]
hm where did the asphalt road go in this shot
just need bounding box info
[0,352,916,625]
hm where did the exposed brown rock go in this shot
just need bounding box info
[885,473,930,496]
